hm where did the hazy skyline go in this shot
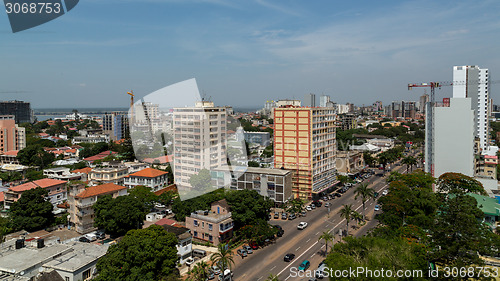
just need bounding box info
[1,0,500,109]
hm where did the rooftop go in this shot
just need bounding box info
[71,167,92,174]
[75,183,127,199]
[43,242,109,272]
[468,193,500,217]
[129,167,168,178]
[9,179,67,192]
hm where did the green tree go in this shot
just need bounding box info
[17,145,55,168]
[265,273,280,281]
[10,187,54,231]
[210,242,235,273]
[285,198,304,215]
[128,185,157,211]
[189,169,212,191]
[338,204,354,236]
[354,183,374,219]
[318,231,334,254]
[363,151,376,167]
[93,195,146,237]
[95,225,179,281]
[437,172,487,195]
[337,175,352,186]
[25,169,45,181]
[402,156,417,173]
[187,261,210,281]
[225,189,274,229]
[248,160,260,167]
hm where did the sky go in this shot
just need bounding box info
[1,0,500,109]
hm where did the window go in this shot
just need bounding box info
[194,231,198,237]
[65,278,69,281]
[208,224,213,230]
[194,220,198,227]
[82,268,92,280]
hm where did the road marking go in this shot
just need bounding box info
[277,241,319,276]
[296,246,300,251]
[284,275,291,281]
[306,238,310,243]
[370,202,373,205]
[310,253,316,258]
[316,231,320,235]
[270,266,276,271]
[257,277,263,281]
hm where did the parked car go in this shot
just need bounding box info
[306,205,312,211]
[324,203,330,208]
[288,213,296,220]
[249,241,259,250]
[219,269,233,281]
[314,201,322,207]
[79,236,90,243]
[154,203,166,208]
[274,212,280,219]
[374,192,379,198]
[282,212,288,220]
[237,249,247,257]
[374,204,381,211]
[300,211,307,217]
[185,257,195,266]
[315,263,328,279]
[335,192,342,197]
[297,222,308,230]
[322,196,328,201]
[243,245,253,254]
[207,271,215,280]
[95,230,105,239]
[298,260,311,271]
[212,265,221,275]
[382,189,388,196]
[284,253,295,262]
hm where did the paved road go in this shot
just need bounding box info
[232,163,408,281]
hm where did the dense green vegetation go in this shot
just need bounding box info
[9,188,55,232]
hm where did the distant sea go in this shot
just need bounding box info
[34,106,260,121]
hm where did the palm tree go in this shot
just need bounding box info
[187,261,210,281]
[318,231,334,254]
[402,156,417,173]
[338,204,354,236]
[354,183,375,219]
[352,211,363,226]
[266,273,280,281]
[210,243,235,276]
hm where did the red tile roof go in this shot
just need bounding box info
[142,155,172,164]
[129,168,168,178]
[83,151,117,162]
[0,192,4,202]
[154,184,177,196]
[76,183,127,199]
[71,167,92,174]
[9,178,67,192]
[154,218,178,226]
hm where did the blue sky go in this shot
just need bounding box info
[1,0,500,109]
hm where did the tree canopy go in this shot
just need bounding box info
[9,187,54,232]
[95,225,179,281]
[93,195,146,237]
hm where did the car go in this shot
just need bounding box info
[154,203,166,208]
[212,265,221,275]
[335,192,342,197]
[282,212,288,220]
[283,253,295,262]
[219,269,233,281]
[306,205,312,211]
[185,257,195,266]
[314,201,322,207]
[79,236,90,243]
[274,212,279,219]
[249,241,259,250]
[324,202,330,208]
[382,189,388,196]
[297,222,308,230]
[288,213,296,220]
[237,249,247,257]
[315,263,328,279]
[298,260,311,271]
[374,192,379,198]
[277,229,284,237]
[374,204,381,211]
[95,230,106,239]
[310,204,316,209]
[243,245,253,254]
[323,196,328,201]
[207,271,215,280]
[300,211,307,217]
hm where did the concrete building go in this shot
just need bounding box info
[336,151,365,176]
[319,95,331,107]
[0,117,26,153]
[339,114,357,130]
[453,65,490,150]
[419,94,429,113]
[430,98,475,178]
[88,165,129,186]
[102,112,129,141]
[4,179,67,209]
[160,225,193,265]
[185,199,233,246]
[72,134,109,144]
[244,131,271,146]
[274,107,337,200]
[303,93,316,107]
[124,167,169,192]
[211,166,293,204]
[68,183,128,234]
[172,101,227,188]
[336,104,349,114]
[0,100,33,124]
[43,167,84,181]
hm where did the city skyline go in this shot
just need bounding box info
[1,0,500,108]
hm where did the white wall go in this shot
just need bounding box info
[433,98,475,178]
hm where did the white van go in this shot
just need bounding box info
[218,269,233,281]
[85,233,97,242]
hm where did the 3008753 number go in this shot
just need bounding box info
[5,2,62,14]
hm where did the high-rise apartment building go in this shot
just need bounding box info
[419,94,429,113]
[303,93,316,107]
[103,112,129,141]
[0,100,33,124]
[173,101,227,188]
[0,116,26,153]
[453,65,490,149]
[319,95,330,107]
[274,107,336,200]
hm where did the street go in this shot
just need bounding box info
[232,162,408,281]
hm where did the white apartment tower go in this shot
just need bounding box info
[173,101,227,187]
[453,65,490,150]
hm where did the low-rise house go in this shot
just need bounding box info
[123,161,150,173]
[68,183,128,234]
[44,147,79,159]
[0,150,20,165]
[88,165,128,186]
[4,179,67,209]
[124,167,169,192]
[83,150,117,164]
[467,193,500,229]
[336,151,366,176]
[72,134,110,145]
[185,199,233,246]
[43,167,84,181]
[71,167,92,182]
[160,224,193,265]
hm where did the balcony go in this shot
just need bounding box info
[76,201,95,208]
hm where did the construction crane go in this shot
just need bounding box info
[408,79,499,176]
[127,91,134,122]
